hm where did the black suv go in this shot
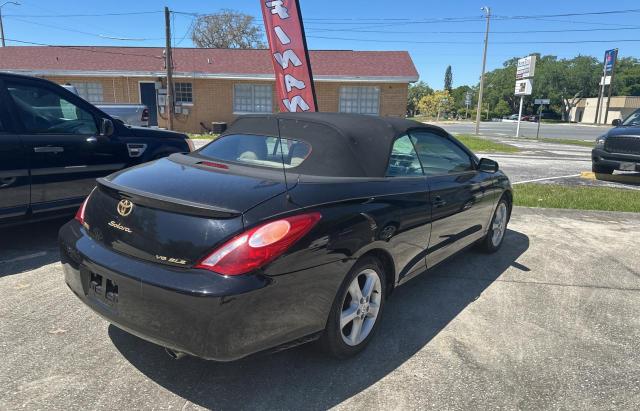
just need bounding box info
[592,108,640,174]
[0,73,192,226]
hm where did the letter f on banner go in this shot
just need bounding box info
[261,0,318,112]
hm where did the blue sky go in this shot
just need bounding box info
[3,0,640,89]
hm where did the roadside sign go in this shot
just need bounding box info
[599,76,612,86]
[534,98,550,105]
[516,55,537,80]
[604,49,617,75]
[465,91,472,106]
[515,79,533,96]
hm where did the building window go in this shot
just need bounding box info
[339,86,380,115]
[174,82,193,104]
[234,84,273,113]
[71,82,104,103]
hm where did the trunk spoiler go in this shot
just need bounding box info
[97,178,241,219]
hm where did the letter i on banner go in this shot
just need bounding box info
[261,0,318,112]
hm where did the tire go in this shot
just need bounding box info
[479,197,510,253]
[319,257,386,359]
[592,163,614,175]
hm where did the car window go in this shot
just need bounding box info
[386,135,424,177]
[410,131,474,176]
[6,82,98,135]
[622,109,640,126]
[198,134,311,169]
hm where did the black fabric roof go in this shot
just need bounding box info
[224,113,437,178]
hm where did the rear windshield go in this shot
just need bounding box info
[197,134,311,169]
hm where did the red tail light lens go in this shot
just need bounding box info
[74,195,91,225]
[196,212,321,276]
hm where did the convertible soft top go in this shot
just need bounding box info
[222,112,439,178]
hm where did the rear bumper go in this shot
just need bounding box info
[59,221,342,361]
[592,148,640,171]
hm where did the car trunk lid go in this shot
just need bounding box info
[83,154,288,267]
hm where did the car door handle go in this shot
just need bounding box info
[34,146,64,153]
[86,137,98,143]
[432,196,447,208]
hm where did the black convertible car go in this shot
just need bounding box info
[59,113,513,361]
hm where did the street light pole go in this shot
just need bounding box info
[0,1,20,47]
[475,6,491,135]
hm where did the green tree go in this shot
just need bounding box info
[418,90,454,119]
[494,100,511,118]
[407,81,434,117]
[614,57,640,96]
[444,65,453,92]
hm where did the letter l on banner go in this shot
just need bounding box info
[261,0,318,112]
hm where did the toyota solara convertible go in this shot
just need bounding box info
[59,113,513,361]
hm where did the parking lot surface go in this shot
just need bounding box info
[1,207,639,410]
[434,120,610,141]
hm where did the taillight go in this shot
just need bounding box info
[141,108,150,122]
[74,195,90,225]
[196,212,321,276]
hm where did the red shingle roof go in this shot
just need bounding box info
[0,46,418,81]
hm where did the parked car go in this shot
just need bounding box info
[59,112,513,361]
[592,108,640,174]
[0,72,193,226]
[61,84,150,127]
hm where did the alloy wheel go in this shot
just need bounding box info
[491,202,508,247]
[340,268,382,346]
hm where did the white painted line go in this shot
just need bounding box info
[513,174,581,185]
[0,251,47,264]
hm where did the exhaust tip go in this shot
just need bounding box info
[165,347,187,360]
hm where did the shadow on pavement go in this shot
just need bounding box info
[0,218,68,278]
[109,229,530,410]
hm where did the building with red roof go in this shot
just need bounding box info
[0,46,419,132]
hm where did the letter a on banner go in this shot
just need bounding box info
[261,0,318,112]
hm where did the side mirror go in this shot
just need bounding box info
[478,158,499,173]
[100,118,115,137]
[612,119,622,127]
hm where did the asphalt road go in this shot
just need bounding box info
[434,120,610,141]
[2,207,639,410]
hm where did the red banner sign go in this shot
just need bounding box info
[261,0,318,112]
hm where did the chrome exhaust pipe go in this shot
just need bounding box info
[165,348,187,360]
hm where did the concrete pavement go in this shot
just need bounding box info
[2,207,639,410]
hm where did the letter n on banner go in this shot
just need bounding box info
[261,0,318,112]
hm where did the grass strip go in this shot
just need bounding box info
[455,134,520,153]
[513,183,640,213]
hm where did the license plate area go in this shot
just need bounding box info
[619,162,637,171]
[88,271,119,309]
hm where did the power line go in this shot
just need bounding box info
[3,11,162,18]
[306,26,640,35]
[6,17,162,41]
[306,34,640,45]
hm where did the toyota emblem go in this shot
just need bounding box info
[117,199,134,217]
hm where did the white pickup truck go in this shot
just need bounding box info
[61,84,150,127]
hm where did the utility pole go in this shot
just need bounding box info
[164,6,174,131]
[475,6,491,135]
[0,2,21,47]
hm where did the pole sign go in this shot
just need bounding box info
[604,49,617,75]
[261,0,318,113]
[534,98,550,105]
[465,91,472,106]
[516,55,537,80]
[515,79,533,96]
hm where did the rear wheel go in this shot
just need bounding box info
[480,197,510,253]
[319,257,386,358]
[592,163,614,174]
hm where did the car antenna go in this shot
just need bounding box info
[275,120,292,202]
